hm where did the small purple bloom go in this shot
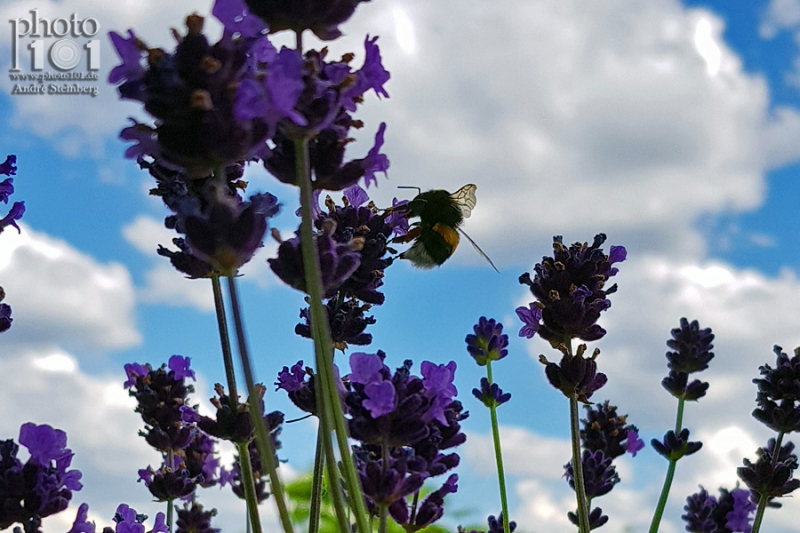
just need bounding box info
[362,123,389,188]
[123,363,149,389]
[113,504,145,533]
[151,513,168,533]
[0,201,25,234]
[276,361,306,392]
[515,303,542,339]
[0,179,13,203]
[168,355,196,382]
[625,430,645,457]
[19,423,69,464]
[465,316,509,366]
[472,378,511,408]
[107,30,144,95]
[726,489,756,533]
[344,184,369,208]
[363,380,397,418]
[349,352,385,385]
[0,155,17,176]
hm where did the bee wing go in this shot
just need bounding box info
[457,226,499,273]
[450,184,477,219]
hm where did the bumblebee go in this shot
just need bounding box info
[394,184,498,271]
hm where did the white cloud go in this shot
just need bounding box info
[0,223,140,352]
[760,0,800,38]
[298,0,800,268]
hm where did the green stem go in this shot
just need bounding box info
[647,459,677,533]
[293,136,371,533]
[751,431,785,533]
[569,395,591,533]
[486,362,511,533]
[648,398,687,533]
[309,429,325,533]
[226,275,295,533]
[211,275,239,404]
[378,444,389,533]
[211,276,264,532]
[236,442,264,533]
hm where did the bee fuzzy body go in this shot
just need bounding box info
[395,184,497,271]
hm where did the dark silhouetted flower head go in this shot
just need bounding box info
[661,318,714,401]
[540,344,607,403]
[124,356,196,452]
[518,234,625,347]
[269,233,360,297]
[0,424,83,533]
[244,0,372,40]
[472,378,511,408]
[564,450,619,499]
[751,345,800,433]
[175,503,218,533]
[466,317,509,366]
[567,506,608,531]
[581,401,642,459]
[666,318,715,374]
[651,428,702,461]
[737,438,800,503]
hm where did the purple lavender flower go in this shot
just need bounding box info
[751,345,800,433]
[567,507,608,530]
[109,9,277,176]
[737,438,800,503]
[564,450,619,499]
[465,317,509,366]
[276,361,318,414]
[243,0,373,41]
[345,356,465,530]
[515,303,542,339]
[295,298,376,348]
[124,360,195,452]
[472,378,511,408]
[175,503,219,533]
[223,415,284,504]
[0,155,16,177]
[269,233,360,297]
[138,465,199,501]
[683,487,755,533]
[580,401,641,460]
[651,428,702,461]
[625,429,645,457]
[0,201,25,234]
[661,318,714,401]
[110,505,165,533]
[540,344,607,403]
[0,424,84,532]
[518,234,625,346]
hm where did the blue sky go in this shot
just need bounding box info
[3,0,800,532]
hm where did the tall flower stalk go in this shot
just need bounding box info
[517,234,626,532]
[466,317,513,533]
[648,318,712,533]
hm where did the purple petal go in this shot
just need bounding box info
[609,245,627,264]
[362,123,389,188]
[168,355,196,381]
[212,0,266,38]
[362,380,396,417]
[19,423,69,464]
[515,303,542,339]
[349,352,384,385]
[344,184,369,208]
